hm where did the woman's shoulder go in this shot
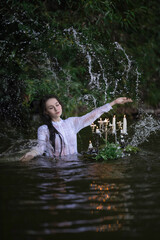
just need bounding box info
[38,124,49,132]
[63,117,78,124]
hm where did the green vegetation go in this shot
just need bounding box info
[0,0,159,124]
[94,142,139,161]
[95,142,123,161]
[124,144,140,154]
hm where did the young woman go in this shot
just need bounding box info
[20,95,132,161]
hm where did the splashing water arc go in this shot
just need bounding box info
[62,27,140,107]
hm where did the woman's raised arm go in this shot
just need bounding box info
[72,97,132,133]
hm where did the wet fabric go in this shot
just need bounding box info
[34,103,112,157]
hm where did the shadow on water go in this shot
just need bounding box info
[0,133,160,240]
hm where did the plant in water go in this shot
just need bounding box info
[95,142,123,161]
[124,145,139,154]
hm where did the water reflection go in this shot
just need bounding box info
[0,140,160,239]
[88,181,133,232]
[27,156,135,235]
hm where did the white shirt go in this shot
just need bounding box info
[35,103,112,157]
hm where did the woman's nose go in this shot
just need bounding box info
[54,106,58,111]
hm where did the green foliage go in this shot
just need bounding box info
[94,142,139,161]
[124,145,139,154]
[95,142,123,161]
[0,0,159,124]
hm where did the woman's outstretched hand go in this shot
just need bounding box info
[110,97,133,107]
[20,150,37,162]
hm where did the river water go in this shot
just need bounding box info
[0,129,160,240]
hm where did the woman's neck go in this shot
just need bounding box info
[52,117,61,122]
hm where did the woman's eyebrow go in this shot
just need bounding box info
[47,102,59,107]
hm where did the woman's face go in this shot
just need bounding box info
[45,98,62,122]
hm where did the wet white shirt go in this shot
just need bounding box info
[35,103,112,157]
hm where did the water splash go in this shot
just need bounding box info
[0,139,39,162]
[130,114,160,146]
[66,27,102,90]
[135,67,141,101]
[114,42,132,85]
[79,94,97,108]
[63,27,140,106]
[0,139,38,155]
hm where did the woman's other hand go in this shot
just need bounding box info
[20,150,37,161]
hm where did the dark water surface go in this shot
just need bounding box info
[0,135,160,240]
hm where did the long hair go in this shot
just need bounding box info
[39,95,63,156]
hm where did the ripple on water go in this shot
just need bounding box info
[0,141,160,239]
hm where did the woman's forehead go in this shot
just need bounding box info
[46,98,59,106]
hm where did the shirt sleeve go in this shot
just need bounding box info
[33,125,49,156]
[71,103,112,133]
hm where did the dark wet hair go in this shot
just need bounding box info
[39,94,63,156]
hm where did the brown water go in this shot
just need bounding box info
[0,132,160,240]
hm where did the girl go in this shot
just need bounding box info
[21,95,132,161]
